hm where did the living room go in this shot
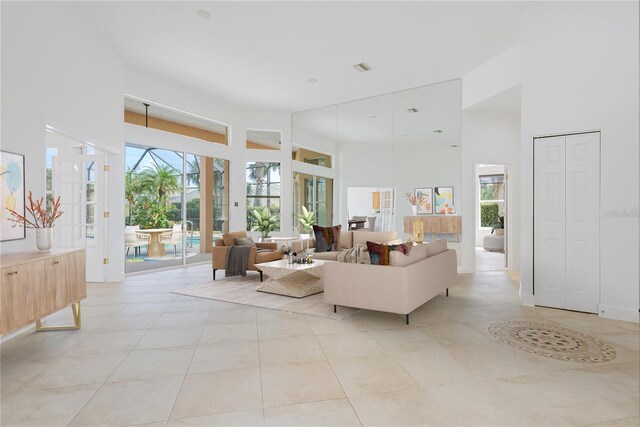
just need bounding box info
[1,1,638,426]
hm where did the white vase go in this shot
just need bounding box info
[36,228,53,252]
[411,205,418,216]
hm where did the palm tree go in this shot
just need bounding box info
[248,162,267,207]
[138,165,181,205]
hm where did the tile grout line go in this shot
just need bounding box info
[65,280,181,426]
[308,314,364,427]
[165,301,215,423]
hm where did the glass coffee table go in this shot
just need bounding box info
[256,259,328,298]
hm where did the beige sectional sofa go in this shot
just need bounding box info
[323,240,457,324]
[291,230,398,260]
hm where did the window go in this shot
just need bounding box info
[246,162,280,232]
[124,96,229,145]
[479,174,504,227]
[45,147,58,212]
[292,146,332,168]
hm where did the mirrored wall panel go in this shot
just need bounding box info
[292,79,461,235]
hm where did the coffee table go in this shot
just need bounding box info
[256,259,328,298]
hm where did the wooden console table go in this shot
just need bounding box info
[0,248,86,334]
[403,215,462,242]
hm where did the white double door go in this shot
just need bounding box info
[53,153,106,282]
[534,132,600,313]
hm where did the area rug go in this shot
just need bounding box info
[489,320,616,363]
[173,275,360,320]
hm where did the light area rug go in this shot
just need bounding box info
[173,275,360,320]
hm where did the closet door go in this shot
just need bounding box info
[565,133,599,312]
[534,136,566,308]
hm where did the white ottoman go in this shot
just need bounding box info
[483,234,504,252]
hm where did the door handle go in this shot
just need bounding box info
[52,261,61,265]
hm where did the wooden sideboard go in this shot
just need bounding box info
[0,248,86,334]
[403,215,462,242]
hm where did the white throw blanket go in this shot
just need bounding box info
[337,243,371,264]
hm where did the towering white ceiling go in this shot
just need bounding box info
[78,1,528,112]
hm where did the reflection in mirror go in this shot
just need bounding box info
[347,187,395,232]
[124,96,228,145]
[292,146,332,168]
[292,79,461,234]
[246,129,282,150]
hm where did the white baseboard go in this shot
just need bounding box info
[598,304,640,323]
[457,266,474,274]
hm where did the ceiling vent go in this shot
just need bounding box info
[407,108,419,113]
[353,63,373,72]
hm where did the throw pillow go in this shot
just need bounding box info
[366,241,391,265]
[388,242,413,255]
[235,236,256,247]
[313,224,341,252]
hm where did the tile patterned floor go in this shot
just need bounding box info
[1,265,638,426]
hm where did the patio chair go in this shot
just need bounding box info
[160,224,183,256]
[125,228,151,258]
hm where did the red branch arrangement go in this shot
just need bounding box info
[6,192,63,229]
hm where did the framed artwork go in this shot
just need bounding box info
[434,186,455,214]
[0,150,26,241]
[414,187,433,214]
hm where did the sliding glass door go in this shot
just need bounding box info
[125,143,228,273]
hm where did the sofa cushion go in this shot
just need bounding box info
[313,225,341,252]
[314,251,340,261]
[366,241,391,265]
[353,231,397,246]
[390,243,428,266]
[425,239,448,257]
[223,231,248,247]
[339,231,353,250]
[235,236,256,247]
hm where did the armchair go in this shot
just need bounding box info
[211,231,284,280]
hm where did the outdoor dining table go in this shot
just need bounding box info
[137,228,172,257]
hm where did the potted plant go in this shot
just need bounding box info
[491,216,505,236]
[250,206,279,239]
[6,191,63,251]
[298,206,317,235]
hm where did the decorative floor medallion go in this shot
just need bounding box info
[489,320,616,363]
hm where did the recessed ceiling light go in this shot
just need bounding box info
[307,78,318,84]
[353,62,373,72]
[407,108,419,113]
[433,129,443,133]
[451,144,459,147]
[196,10,212,20]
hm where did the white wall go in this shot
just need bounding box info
[520,2,639,321]
[461,108,521,272]
[1,2,125,281]
[462,44,522,110]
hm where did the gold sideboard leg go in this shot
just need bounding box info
[36,302,81,331]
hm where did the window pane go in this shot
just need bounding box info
[480,182,505,201]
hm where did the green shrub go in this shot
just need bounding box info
[480,203,500,228]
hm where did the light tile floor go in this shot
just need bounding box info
[1,265,638,426]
